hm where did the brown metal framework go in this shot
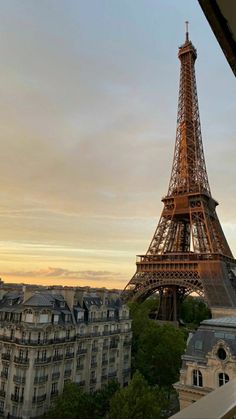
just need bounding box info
[123,28,236,320]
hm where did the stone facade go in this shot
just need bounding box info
[0,287,132,418]
[174,317,236,410]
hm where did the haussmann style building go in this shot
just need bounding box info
[0,287,132,418]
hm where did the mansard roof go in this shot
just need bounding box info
[83,296,102,309]
[202,317,236,328]
[185,316,236,360]
[23,293,55,307]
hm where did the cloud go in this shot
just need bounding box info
[2,266,122,281]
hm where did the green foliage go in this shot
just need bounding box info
[136,322,186,387]
[44,381,119,419]
[129,299,187,388]
[180,296,211,326]
[93,380,120,418]
[106,371,165,419]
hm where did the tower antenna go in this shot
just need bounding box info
[185,20,189,41]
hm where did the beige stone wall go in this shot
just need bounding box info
[0,297,132,419]
[211,307,236,318]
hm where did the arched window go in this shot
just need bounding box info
[218,372,229,387]
[24,309,34,323]
[193,369,203,387]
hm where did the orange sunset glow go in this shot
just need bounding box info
[0,1,235,289]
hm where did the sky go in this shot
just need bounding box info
[0,0,235,289]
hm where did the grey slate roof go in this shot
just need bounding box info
[23,293,55,307]
[83,297,102,309]
[185,316,236,360]
[202,317,236,328]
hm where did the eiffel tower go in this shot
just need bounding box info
[123,24,236,321]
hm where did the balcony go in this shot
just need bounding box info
[1,353,11,361]
[51,390,59,399]
[108,371,117,378]
[102,359,108,366]
[77,348,87,355]
[13,375,26,384]
[101,374,108,380]
[11,394,24,403]
[32,394,47,404]
[0,390,5,398]
[109,357,115,364]
[76,364,84,370]
[53,354,63,362]
[65,352,74,359]
[110,342,118,349]
[34,356,51,365]
[170,378,236,419]
[1,371,8,379]
[110,329,121,335]
[91,332,101,337]
[64,369,72,378]
[123,340,132,346]
[52,372,60,381]
[34,375,48,384]
[14,356,29,366]
[91,346,99,352]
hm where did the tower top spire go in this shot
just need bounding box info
[185,20,189,42]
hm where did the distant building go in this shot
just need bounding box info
[0,287,132,418]
[174,317,236,410]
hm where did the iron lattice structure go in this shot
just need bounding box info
[123,28,236,320]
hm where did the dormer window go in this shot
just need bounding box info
[39,311,49,324]
[25,309,34,323]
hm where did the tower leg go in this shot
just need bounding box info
[157,286,180,322]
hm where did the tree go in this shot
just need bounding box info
[129,298,187,389]
[44,383,94,419]
[106,371,165,419]
[136,322,186,388]
[44,381,119,419]
[180,296,211,326]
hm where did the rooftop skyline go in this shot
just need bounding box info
[0,0,235,289]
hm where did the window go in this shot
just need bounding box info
[0,400,4,414]
[14,386,20,397]
[3,366,8,378]
[217,347,227,360]
[194,340,203,350]
[77,311,84,321]
[219,372,229,387]
[25,310,33,323]
[39,313,49,323]
[192,370,203,387]
[51,382,58,394]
